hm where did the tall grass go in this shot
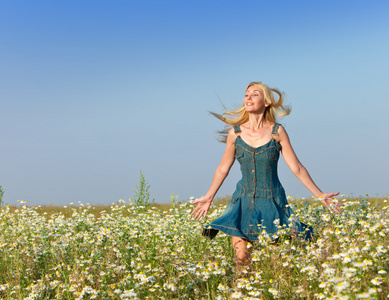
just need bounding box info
[132,171,154,207]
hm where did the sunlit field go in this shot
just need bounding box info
[1,196,388,299]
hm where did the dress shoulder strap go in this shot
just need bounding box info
[271,123,280,135]
[233,125,241,133]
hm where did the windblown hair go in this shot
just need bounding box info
[211,82,291,143]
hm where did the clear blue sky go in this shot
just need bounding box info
[1,0,388,206]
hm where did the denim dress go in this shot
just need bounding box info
[203,123,312,242]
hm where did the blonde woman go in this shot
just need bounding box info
[191,82,342,270]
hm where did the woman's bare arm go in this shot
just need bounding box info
[191,128,237,219]
[277,125,342,213]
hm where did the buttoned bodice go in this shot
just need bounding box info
[234,125,285,198]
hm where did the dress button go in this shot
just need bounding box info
[251,169,255,173]
[252,179,255,183]
[251,159,254,162]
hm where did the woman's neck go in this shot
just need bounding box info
[247,113,266,130]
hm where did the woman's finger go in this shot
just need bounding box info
[194,211,201,219]
[190,207,198,215]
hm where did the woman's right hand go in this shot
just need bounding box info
[190,196,213,220]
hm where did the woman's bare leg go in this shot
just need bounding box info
[232,236,252,272]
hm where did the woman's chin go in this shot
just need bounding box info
[245,108,261,114]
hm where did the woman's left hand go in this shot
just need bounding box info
[319,192,344,214]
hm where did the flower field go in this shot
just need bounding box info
[1,197,388,299]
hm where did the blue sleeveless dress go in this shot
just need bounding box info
[203,123,312,242]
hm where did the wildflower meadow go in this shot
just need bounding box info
[0,195,388,299]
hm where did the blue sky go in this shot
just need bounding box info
[1,0,388,206]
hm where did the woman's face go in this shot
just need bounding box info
[244,86,269,113]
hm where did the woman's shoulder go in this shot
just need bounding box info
[276,123,287,134]
[273,124,291,145]
[271,123,287,143]
[226,127,239,144]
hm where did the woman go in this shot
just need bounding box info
[191,82,342,270]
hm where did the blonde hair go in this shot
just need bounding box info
[211,82,291,142]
